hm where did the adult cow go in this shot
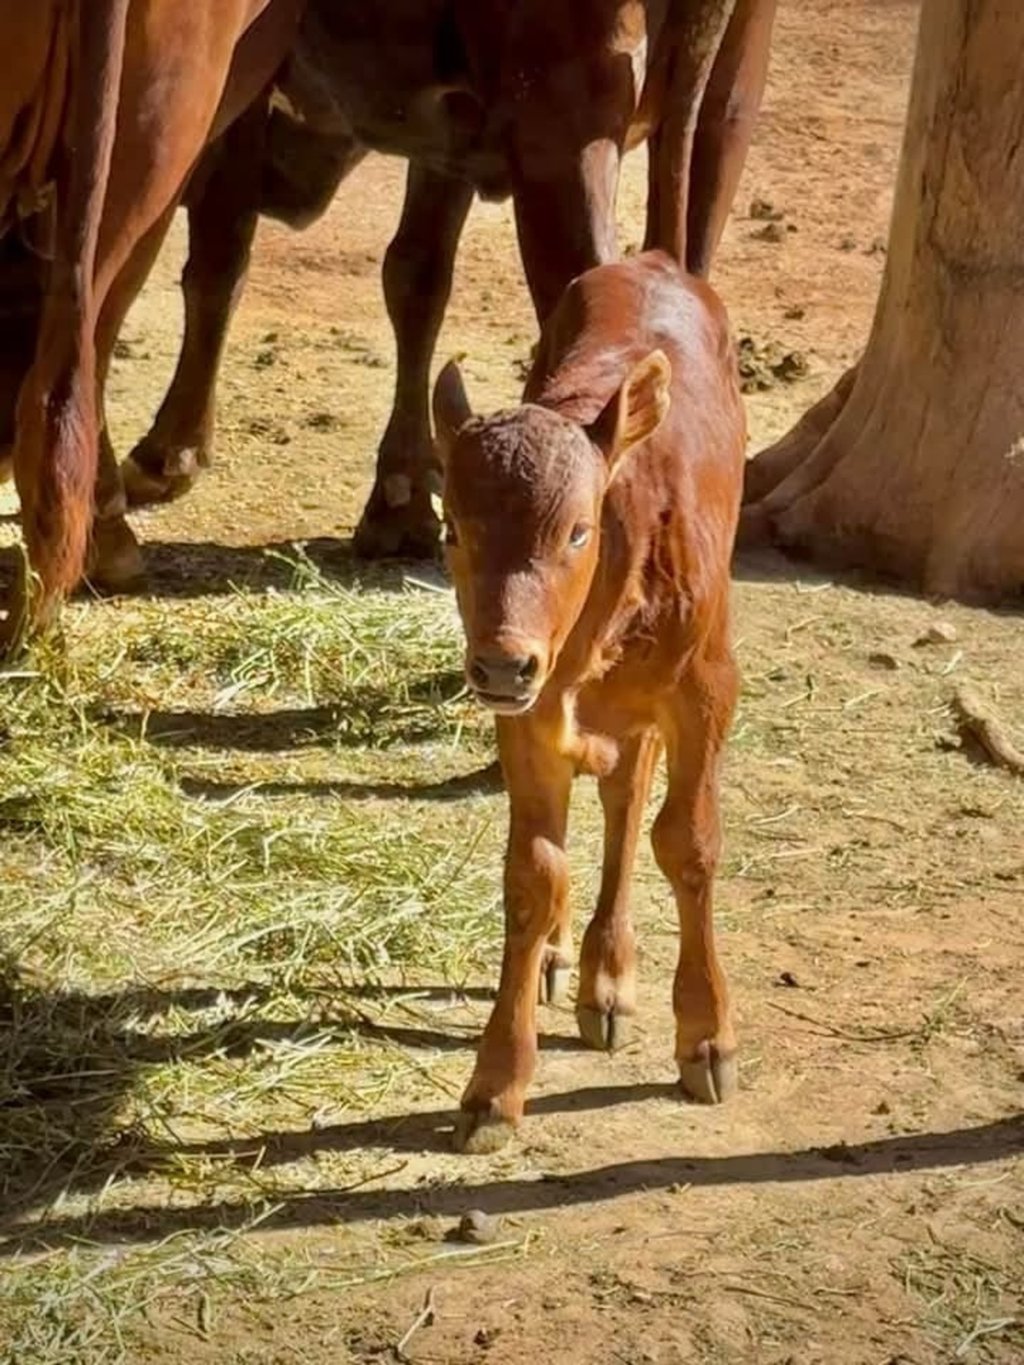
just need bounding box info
[0,0,305,646]
[113,0,777,575]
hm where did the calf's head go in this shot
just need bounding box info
[433,351,670,714]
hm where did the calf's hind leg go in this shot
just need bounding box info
[653,647,739,1103]
[577,728,661,1050]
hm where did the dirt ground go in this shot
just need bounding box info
[4,1,1023,1362]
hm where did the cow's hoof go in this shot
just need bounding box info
[86,517,146,594]
[539,956,572,1006]
[0,598,27,658]
[577,1004,634,1052]
[678,1045,738,1105]
[122,445,202,507]
[353,486,439,561]
[452,1110,516,1155]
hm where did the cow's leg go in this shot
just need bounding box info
[4,0,131,647]
[643,0,738,267]
[686,0,778,276]
[88,204,178,592]
[454,722,573,1154]
[5,0,304,642]
[513,140,623,324]
[576,728,661,1051]
[121,97,268,508]
[353,165,473,560]
[652,635,738,1104]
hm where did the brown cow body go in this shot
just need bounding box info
[116,0,776,571]
[0,0,305,643]
[434,250,744,1151]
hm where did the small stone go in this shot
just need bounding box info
[838,234,858,252]
[753,221,786,243]
[777,970,801,988]
[913,622,958,646]
[874,1100,892,1115]
[455,1209,501,1245]
[783,304,806,320]
[868,651,901,671]
[750,196,784,221]
[770,350,809,382]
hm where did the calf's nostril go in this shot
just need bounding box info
[517,655,539,683]
[469,659,490,689]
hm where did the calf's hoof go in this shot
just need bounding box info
[538,953,572,1006]
[452,1108,516,1155]
[678,1043,738,1105]
[86,517,146,594]
[353,482,439,561]
[577,1004,635,1052]
[122,444,202,507]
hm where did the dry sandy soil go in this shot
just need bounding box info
[3,1,1023,1362]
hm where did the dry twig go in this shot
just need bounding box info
[951,686,1024,775]
[767,1000,918,1043]
[394,1287,437,1362]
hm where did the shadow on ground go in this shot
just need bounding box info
[1,958,1020,1257]
[0,537,439,602]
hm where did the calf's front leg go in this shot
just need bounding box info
[454,722,573,1154]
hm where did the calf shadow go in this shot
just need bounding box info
[3,976,1020,1255]
[2,952,1021,1258]
[0,961,585,1237]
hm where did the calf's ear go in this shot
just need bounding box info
[588,349,671,470]
[432,358,473,463]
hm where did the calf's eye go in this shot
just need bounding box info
[568,523,591,549]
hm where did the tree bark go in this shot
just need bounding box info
[739,1,1024,602]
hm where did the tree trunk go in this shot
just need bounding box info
[739,1,1024,602]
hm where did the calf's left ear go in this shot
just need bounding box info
[432,358,473,464]
[588,349,671,470]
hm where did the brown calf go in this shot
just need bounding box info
[434,251,745,1153]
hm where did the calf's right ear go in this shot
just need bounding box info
[433,358,473,463]
[588,349,671,471]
